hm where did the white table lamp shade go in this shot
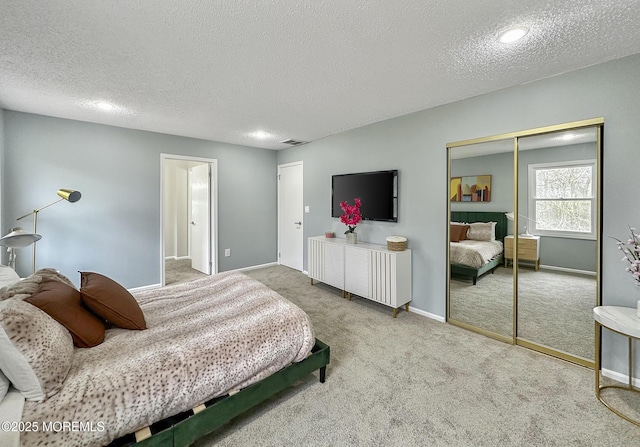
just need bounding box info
[0,227,42,248]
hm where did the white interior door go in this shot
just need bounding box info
[190,164,210,274]
[278,162,303,271]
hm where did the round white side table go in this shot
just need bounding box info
[593,305,640,426]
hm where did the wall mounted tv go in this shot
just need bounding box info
[331,170,398,222]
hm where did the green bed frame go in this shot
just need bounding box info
[450,211,508,285]
[111,339,330,447]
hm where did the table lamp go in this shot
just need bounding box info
[505,212,538,237]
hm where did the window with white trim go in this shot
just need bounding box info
[527,159,596,239]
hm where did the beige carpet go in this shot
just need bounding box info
[187,265,640,446]
[450,266,596,360]
[164,258,208,285]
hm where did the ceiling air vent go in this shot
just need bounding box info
[280,139,308,146]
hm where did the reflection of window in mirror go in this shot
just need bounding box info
[527,159,596,239]
[517,127,598,241]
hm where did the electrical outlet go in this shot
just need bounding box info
[224,248,231,257]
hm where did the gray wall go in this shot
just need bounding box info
[2,112,278,287]
[277,54,640,375]
[450,152,514,213]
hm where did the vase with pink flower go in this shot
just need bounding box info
[340,198,362,244]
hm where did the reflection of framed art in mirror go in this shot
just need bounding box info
[450,175,491,202]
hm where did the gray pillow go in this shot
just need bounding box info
[0,265,20,289]
[0,299,73,402]
[467,221,497,241]
[0,268,76,302]
[0,369,9,402]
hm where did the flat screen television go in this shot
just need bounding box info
[331,170,398,222]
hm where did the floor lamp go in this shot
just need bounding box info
[16,188,82,273]
[0,227,41,271]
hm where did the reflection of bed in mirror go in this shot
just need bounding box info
[450,211,508,285]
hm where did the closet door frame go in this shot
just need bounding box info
[446,117,603,369]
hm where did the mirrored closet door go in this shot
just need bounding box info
[515,127,600,364]
[447,119,603,367]
[448,138,515,342]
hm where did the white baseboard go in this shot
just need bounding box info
[409,306,446,322]
[132,262,278,292]
[306,271,445,322]
[236,262,278,272]
[128,283,162,293]
[539,265,596,276]
[602,367,640,387]
[164,256,190,261]
[162,262,445,324]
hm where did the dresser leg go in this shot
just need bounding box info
[393,308,398,318]
[404,303,409,312]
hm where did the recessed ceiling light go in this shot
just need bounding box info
[498,27,529,44]
[95,101,115,111]
[79,99,132,115]
[250,130,272,140]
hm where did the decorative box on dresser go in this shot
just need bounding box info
[308,236,412,317]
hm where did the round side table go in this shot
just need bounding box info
[593,305,640,426]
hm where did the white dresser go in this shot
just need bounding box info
[308,236,412,317]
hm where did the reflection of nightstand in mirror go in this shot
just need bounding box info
[504,235,540,271]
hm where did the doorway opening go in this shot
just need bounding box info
[161,154,218,286]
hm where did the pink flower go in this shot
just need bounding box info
[339,198,362,234]
[614,226,640,286]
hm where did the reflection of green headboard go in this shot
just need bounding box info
[451,211,508,242]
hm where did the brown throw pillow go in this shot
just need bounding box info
[450,224,470,242]
[25,279,106,348]
[458,224,470,241]
[79,272,146,330]
[450,224,462,242]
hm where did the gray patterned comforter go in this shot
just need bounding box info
[21,271,315,447]
[450,240,503,268]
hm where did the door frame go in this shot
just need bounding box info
[160,154,218,286]
[277,161,304,271]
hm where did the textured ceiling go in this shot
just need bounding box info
[1,1,639,150]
